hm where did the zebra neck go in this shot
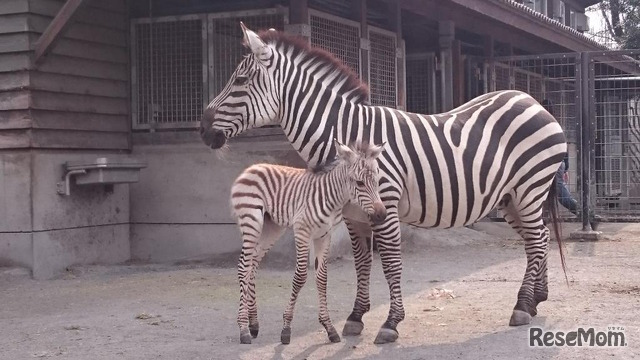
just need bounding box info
[319,162,351,210]
[281,101,367,167]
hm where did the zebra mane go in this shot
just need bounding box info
[308,141,377,174]
[258,30,370,103]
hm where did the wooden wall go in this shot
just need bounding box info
[0,0,130,150]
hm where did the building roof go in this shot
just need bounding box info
[500,0,608,50]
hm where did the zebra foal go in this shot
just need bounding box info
[231,141,387,345]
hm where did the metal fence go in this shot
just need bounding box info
[483,50,640,225]
[131,8,404,129]
[131,15,207,129]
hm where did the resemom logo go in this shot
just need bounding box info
[529,326,628,347]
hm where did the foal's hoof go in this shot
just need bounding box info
[249,324,259,338]
[328,331,341,343]
[373,328,398,344]
[509,310,532,326]
[342,320,364,336]
[281,327,291,345]
[240,329,252,344]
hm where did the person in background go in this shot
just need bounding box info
[542,99,600,230]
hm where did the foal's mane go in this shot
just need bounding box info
[258,30,370,102]
[309,141,378,174]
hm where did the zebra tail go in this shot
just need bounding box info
[545,179,569,286]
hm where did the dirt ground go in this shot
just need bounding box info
[1,222,638,360]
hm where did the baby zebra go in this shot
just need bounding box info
[231,141,387,345]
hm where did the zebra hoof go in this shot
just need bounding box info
[328,331,341,343]
[529,306,538,317]
[373,328,398,344]
[281,327,291,345]
[509,310,532,326]
[342,320,364,336]
[249,324,259,338]
[240,329,252,344]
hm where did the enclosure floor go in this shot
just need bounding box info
[1,223,638,360]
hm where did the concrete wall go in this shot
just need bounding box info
[130,133,312,265]
[0,150,132,279]
[0,151,33,268]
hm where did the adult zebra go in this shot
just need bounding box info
[201,24,567,344]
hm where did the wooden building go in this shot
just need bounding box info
[0,0,604,278]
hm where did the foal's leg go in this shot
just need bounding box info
[247,217,285,339]
[341,218,373,336]
[313,231,340,343]
[237,210,264,344]
[281,227,311,344]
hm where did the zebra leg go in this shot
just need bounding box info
[372,208,405,344]
[531,226,550,317]
[501,198,547,326]
[247,217,286,339]
[281,228,311,345]
[236,210,264,344]
[341,218,373,336]
[313,231,340,343]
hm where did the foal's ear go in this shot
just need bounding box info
[367,142,387,159]
[240,22,272,62]
[335,139,357,164]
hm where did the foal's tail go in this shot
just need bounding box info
[544,177,568,285]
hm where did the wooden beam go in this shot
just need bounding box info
[401,0,603,53]
[452,39,463,107]
[389,0,406,110]
[33,0,86,64]
[352,0,370,93]
[289,0,308,24]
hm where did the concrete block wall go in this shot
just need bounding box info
[0,151,131,279]
[130,137,310,265]
[0,152,33,269]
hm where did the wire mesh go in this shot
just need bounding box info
[592,52,640,218]
[133,17,204,127]
[406,54,436,114]
[309,10,361,79]
[209,11,286,96]
[488,55,580,220]
[369,29,397,107]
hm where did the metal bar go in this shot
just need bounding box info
[580,52,591,230]
[34,0,86,63]
[493,52,578,62]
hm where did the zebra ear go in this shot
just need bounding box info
[240,22,272,61]
[367,142,387,159]
[335,139,357,164]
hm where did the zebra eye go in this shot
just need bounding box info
[234,75,249,86]
[356,180,365,187]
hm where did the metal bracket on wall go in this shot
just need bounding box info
[56,157,147,196]
[57,170,87,196]
[360,38,370,51]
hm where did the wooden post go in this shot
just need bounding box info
[483,35,494,92]
[452,39,463,107]
[34,0,86,64]
[439,20,455,111]
[286,0,310,40]
[389,1,405,110]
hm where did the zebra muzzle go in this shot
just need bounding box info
[201,129,227,149]
[369,203,387,225]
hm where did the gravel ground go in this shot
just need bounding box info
[0,222,638,360]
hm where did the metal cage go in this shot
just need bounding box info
[131,9,287,130]
[308,9,361,79]
[131,15,208,129]
[369,27,398,107]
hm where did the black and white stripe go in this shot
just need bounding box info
[231,141,386,345]
[202,24,568,344]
